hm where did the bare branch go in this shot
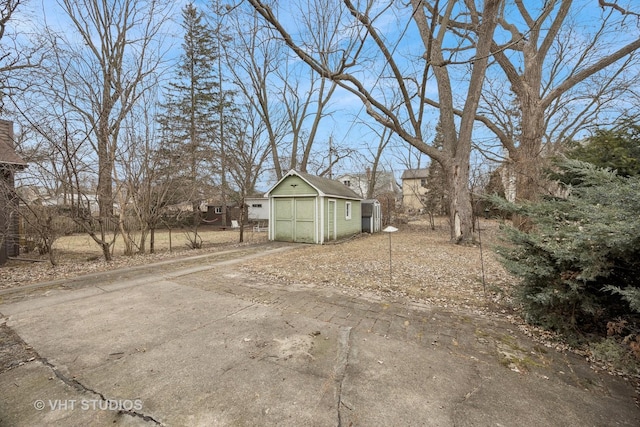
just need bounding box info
[598,0,640,17]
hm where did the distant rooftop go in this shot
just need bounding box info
[401,168,428,179]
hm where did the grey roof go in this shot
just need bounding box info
[401,168,428,179]
[277,170,362,199]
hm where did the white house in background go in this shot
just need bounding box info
[246,197,269,221]
[18,186,102,215]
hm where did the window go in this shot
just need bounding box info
[251,203,262,208]
[214,207,222,214]
[345,202,352,220]
[343,180,351,187]
[420,178,427,187]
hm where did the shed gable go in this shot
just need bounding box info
[270,175,318,197]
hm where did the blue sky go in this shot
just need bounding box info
[10,0,464,189]
[10,0,639,191]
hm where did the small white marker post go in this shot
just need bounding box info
[382,226,398,288]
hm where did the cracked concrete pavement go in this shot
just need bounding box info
[0,243,638,426]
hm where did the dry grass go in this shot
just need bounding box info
[2,219,515,312]
[53,226,267,259]
[241,218,515,312]
[0,227,268,290]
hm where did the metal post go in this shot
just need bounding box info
[382,226,398,288]
[388,231,392,287]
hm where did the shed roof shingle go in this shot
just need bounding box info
[295,170,362,199]
[268,170,362,199]
[0,139,27,166]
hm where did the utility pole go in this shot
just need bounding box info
[328,136,333,179]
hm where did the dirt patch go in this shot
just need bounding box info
[0,321,38,374]
[272,334,315,361]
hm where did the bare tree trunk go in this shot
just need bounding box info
[150,226,155,254]
[366,127,393,199]
[94,225,114,260]
[117,216,138,256]
[239,199,245,243]
[444,159,474,243]
[511,119,544,231]
[55,0,172,260]
[484,0,640,224]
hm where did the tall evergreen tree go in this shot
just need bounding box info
[157,3,221,208]
[423,123,448,218]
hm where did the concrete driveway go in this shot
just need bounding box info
[0,244,638,426]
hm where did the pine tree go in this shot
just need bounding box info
[567,121,640,177]
[492,160,640,335]
[423,122,448,218]
[157,3,222,206]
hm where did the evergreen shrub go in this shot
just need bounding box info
[491,160,640,336]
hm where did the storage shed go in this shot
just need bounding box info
[361,199,382,233]
[266,170,362,244]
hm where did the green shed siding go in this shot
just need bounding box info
[334,198,361,238]
[270,176,317,197]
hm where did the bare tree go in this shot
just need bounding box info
[0,0,45,112]
[476,0,640,227]
[6,0,174,261]
[218,5,286,181]
[278,64,339,173]
[224,105,271,243]
[219,1,343,181]
[347,121,396,199]
[48,0,174,260]
[364,127,393,199]
[11,91,122,259]
[18,202,74,266]
[111,87,175,256]
[248,0,502,243]
[2,112,93,265]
